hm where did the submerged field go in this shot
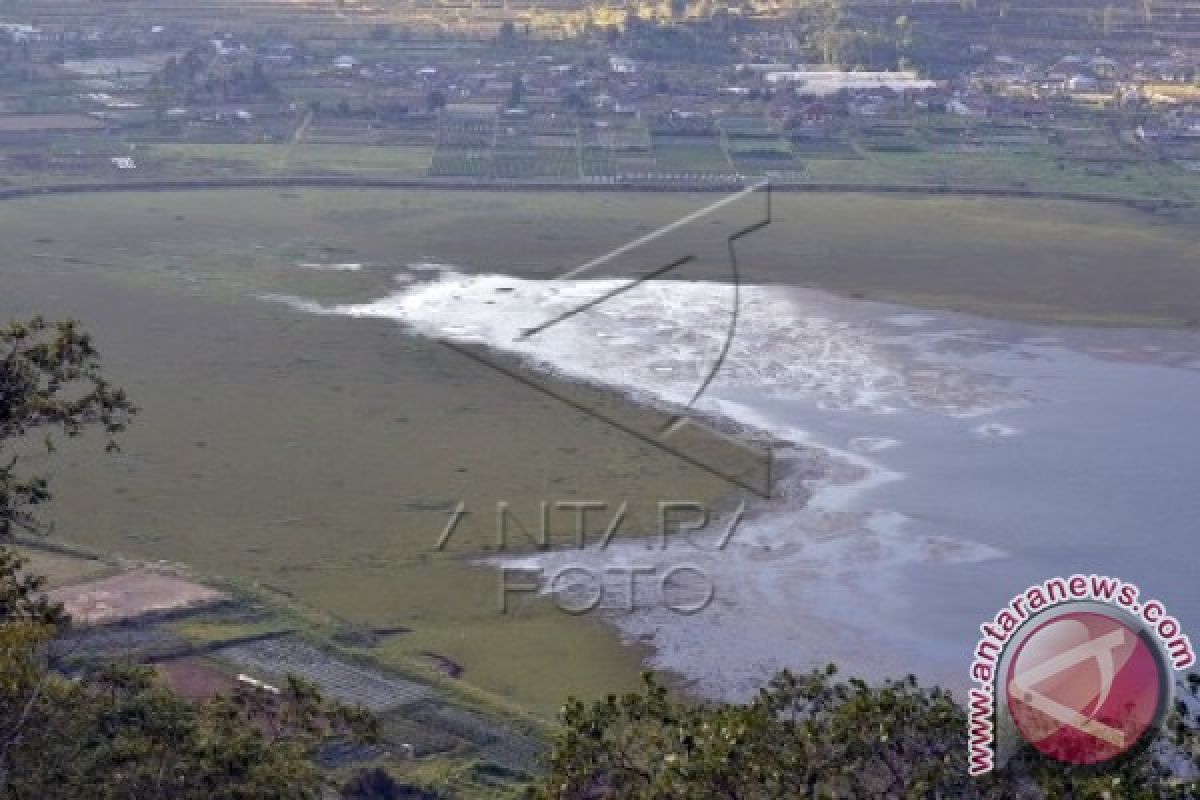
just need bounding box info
[1,188,1197,712]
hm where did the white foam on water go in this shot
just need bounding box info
[273,271,1010,697]
[285,272,1004,417]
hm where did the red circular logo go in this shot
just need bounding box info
[1005,610,1168,766]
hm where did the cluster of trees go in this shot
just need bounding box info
[149,50,281,111]
[625,19,739,64]
[156,49,211,89]
[534,668,1200,798]
[794,0,938,72]
[572,0,943,72]
[0,585,376,798]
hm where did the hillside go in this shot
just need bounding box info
[4,0,1200,48]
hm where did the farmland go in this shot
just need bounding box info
[18,538,551,796]
[2,0,1199,206]
[3,108,1197,211]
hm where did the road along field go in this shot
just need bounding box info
[1,187,1197,712]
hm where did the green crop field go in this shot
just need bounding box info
[148,142,435,176]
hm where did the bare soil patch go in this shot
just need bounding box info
[155,656,238,701]
[0,114,104,132]
[47,569,228,625]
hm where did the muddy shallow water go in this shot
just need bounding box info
[304,270,1200,698]
[3,187,1199,708]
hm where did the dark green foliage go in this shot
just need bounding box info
[0,547,63,627]
[341,767,441,799]
[0,548,379,798]
[536,668,1200,799]
[1,316,135,538]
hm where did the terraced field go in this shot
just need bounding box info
[217,636,434,712]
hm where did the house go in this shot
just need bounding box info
[1067,74,1099,92]
[1089,56,1119,79]
[609,56,639,75]
[949,96,991,117]
[1009,99,1052,120]
[210,38,243,57]
[1151,57,1197,83]
[1177,113,1200,138]
[262,43,296,66]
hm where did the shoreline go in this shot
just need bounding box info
[0,176,1186,215]
[10,194,1200,705]
[289,271,1011,700]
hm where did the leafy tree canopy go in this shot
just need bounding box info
[1,316,134,540]
[536,668,1200,799]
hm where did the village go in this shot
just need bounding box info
[0,1,1199,195]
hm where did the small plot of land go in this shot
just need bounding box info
[650,135,735,176]
[216,636,433,712]
[170,612,299,646]
[718,119,807,176]
[50,621,188,663]
[47,568,229,625]
[408,703,546,773]
[60,54,176,77]
[856,121,924,154]
[788,137,862,160]
[0,114,104,132]
[2,103,1191,207]
[155,656,239,701]
[305,118,435,148]
[147,142,434,178]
